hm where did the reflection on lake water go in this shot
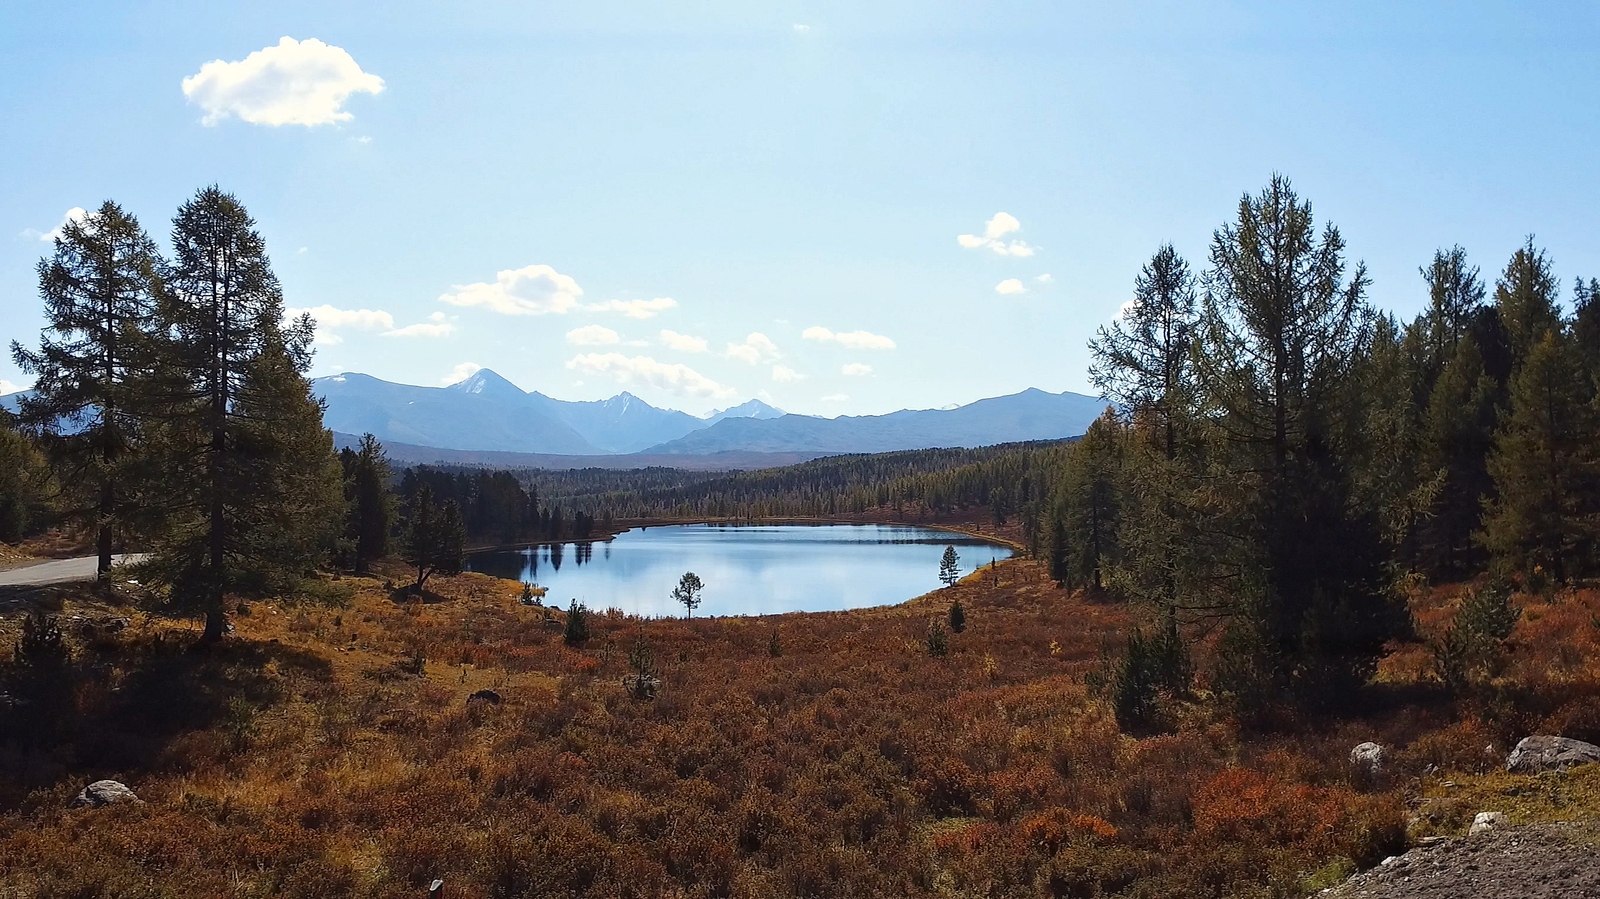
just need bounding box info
[464,523,1012,618]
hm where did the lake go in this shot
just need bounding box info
[464,523,1013,617]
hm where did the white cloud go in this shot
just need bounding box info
[958,212,1036,256]
[566,324,621,346]
[841,363,873,376]
[725,332,780,365]
[803,326,896,350]
[23,207,89,242]
[585,297,678,319]
[1035,273,1054,284]
[443,362,482,385]
[820,394,849,403]
[0,379,24,395]
[566,353,735,400]
[440,264,583,316]
[793,23,811,33]
[996,278,1027,295]
[182,37,384,127]
[771,365,803,382]
[385,312,455,338]
[659,329,708,353]
[288,304,395,332]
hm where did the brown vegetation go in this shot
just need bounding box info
[4,559,1600,898]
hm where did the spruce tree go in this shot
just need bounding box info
[0,420,53,544]
[10,201,162,579]
[404,485,465,592]
[1421,246,1485,378]
[1418,336,1500,575]
[1056,412,1124,591]
[141,187,329,639]
[948,598,966,633]
[1480,330,1600,582]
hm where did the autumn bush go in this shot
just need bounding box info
[3,562,1600,897]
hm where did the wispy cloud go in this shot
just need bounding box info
[772,365,803,382]
[659,329,708,353]
[820,394,849,403]
[841,363,873,376]
[802,326,896,350]
[566,353,735,399]
[440,264,583,316]
[182,36,384,126]
[566,324,620,346]
[958,212,1035,256]
[384,311,455,338]
[585,297,677,319]
[1035,273,1054,284]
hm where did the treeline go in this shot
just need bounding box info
[0,192,465,635]
[1047,176,1600,719]
[397,466,607,545]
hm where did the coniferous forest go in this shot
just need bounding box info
[5,177,1600,896]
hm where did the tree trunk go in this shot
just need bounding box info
[202,608,228,642]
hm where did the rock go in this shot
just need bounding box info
[71,780,140,808]
[1350,741,1386,776]
[1505,735,1600,774]
[466,689,502,707]
[1468,811,1505,836]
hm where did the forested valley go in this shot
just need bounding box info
[5,177,1600,897]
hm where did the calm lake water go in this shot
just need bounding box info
[465,523,1012,617]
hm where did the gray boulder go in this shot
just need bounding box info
[1505,735,1600,774]
[1350,742,1386,777]
[1468,811,1505,836]
[71,780,140,808]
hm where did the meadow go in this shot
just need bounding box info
[5,528,1600,899]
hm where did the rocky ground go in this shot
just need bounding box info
[1327,821,1600,898]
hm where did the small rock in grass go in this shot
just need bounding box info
[71,780,140,808]
[1505,735,1600,774]
[1468,811,1505,836]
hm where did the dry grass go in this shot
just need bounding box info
[2,559,1600,898]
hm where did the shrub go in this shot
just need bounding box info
[564,601,590,646]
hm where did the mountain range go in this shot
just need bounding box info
[2,370,1108,464]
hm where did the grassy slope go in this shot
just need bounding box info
[2,556,1600,898]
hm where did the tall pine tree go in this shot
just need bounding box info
[10,201,162,579]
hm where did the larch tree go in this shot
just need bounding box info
[1480,330,1599,583]
[10,201,163,579]
[672,571,704,617]
[1493,238,1562,369]
[938,545,961,587]
[344,433,396,574]
[142,186,337,640]
[1193,175,1406,704]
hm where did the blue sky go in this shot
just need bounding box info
[4,2,1600,416]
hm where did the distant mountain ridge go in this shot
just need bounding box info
[6,373,1107,463]
[641,387,1107,455]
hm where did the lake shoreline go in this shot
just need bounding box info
[464,515,1022,555]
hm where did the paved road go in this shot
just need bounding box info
[0,554,148,587]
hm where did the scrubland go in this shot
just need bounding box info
[3,557,1600,898]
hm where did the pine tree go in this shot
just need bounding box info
[1056,412,1124,591]
[938,545,961,587]
[926,618,949,657]
[0,420,53,544]
[948,598,966,633]
[1089,243,1197,459]
[1421,246,1486,379]
[672,571,704,618]
[346,433,396,574]
[140,187,327,640]
[10,201,162,579]
[1494,238,1562,369]
[1193,175,1405,704]
[563,600,590,645]
[1480,330,1600,582]
[404,485,465,592]
[1417,336,1500,576]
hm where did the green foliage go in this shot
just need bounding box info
[938,545,961,587]
[1052,413,1124,591]
[12,609,68,671]
[404,484,466,591]
[1109,616,1190,733]
[948,598,966,634]
[925,618,948,657]
[563,601,590,646]
[341,433,396,574]
[672,571,704,618]
[1089,242,1196,460]
[1433,578,1521,691]
[1481,330,1600,582]
[10,200,163,573]
[0,421,53,543]
[626,636,657,701]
